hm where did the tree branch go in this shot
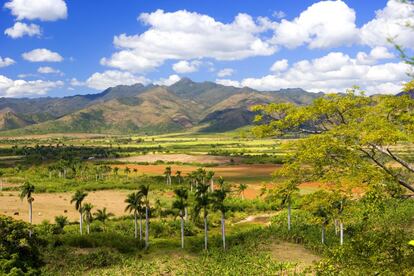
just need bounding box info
[370,144,414,173]
[359,147,414,193]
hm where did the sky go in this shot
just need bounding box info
[0,0,413,98]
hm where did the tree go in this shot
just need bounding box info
[93,207,114,223]
[253,89,414,194]
[124,167,131,179]
[206,171,215,192]
[70,190,88,235]
[0,170,4,191]
[172,187,189,248]
[175,170,182,184]
[138,184,150,249]
[269,181,299,231]
[0,215,43,275]
[303,190,335,244]
[237,183,248,200]
[19,182,35,237]
[194,177,210,250]
[54,215,68,233]
[82,203,94,234]
[125,192,143,239]
[164,166,172,185]
[212,177,230,250]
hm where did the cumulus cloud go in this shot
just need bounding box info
[4,22,41,38]
[356,46,395,65]
[215,79,242,87]
[272,1,358,49]
[270,59,289,72]
[220,51,410,95]
[172,60,201,73]
[86,70,150,90]
[217,68,235,78]
[0,75,64,97]
[22,48,63,62]
[4,0,67,21]
[37,66,62,75]
[272,10,286,19]
[360,0,414,49]
[0,57,15,68]
[154,74,181,86]
[101,9,277,72]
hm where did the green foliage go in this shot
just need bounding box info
[0,215,44,275]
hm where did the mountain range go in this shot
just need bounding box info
[0,78,324,134]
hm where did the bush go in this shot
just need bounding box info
[0,215,44,275]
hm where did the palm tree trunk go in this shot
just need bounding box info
[79,211,83,235]
[87,220,90,234]
[134,211,138,239]
[29,201,33,237]
[210,179,214,192]
[321,224,325,244]
[204,213,208,250]
[287,201,291,231]
[221,213,226,250]
[180,213,184,249]
[139,214,143,240]
[340,221,344,245]
[184,207,188,221]
[334,219,339,235]
[145,206,149,249]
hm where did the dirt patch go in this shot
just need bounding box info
[269,242,321,267]
[114,154,242,164]
[235,213,276,225]
[0,190,133,224]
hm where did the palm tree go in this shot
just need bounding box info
[70,190,88,235]
[164,166,172,185]
[206,171,215,192]
[93,207,114,223]
[194,179,210,250]
[125,192,143,239]
[0,170,4,192]
[20,182,35,237]
[172,187,189,249]
[54,215,69,233]
[82,203,94,234]
[212,177,230,250]
[114,167,119,176]
[175,170,182,185]
[237,183,247,200]
[124,167,131,179]
[274,181,299,231]
[138,184,150,249]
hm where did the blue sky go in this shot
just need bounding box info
[0,0,413,97]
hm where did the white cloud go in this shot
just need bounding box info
[86,70,150,90]
[272,1,358,49]
[4,0,67,21]
[101,9,277,72]
[154,74,181,86]
[225,51,410,94]
[70,78,84,87]
[4,22,41,38]
[356,46,395,65]
[172,60,201,73]
[215,79,242,87]
[0,57,15,68]
[272,10,286,19]
[270,59,288,72]
[360,0,414,49]
[22,48,63,62]
[37,66,62,75]
[0,75,63,97]
[217,68,235,77]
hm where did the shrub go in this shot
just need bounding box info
[0,215,44,275]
